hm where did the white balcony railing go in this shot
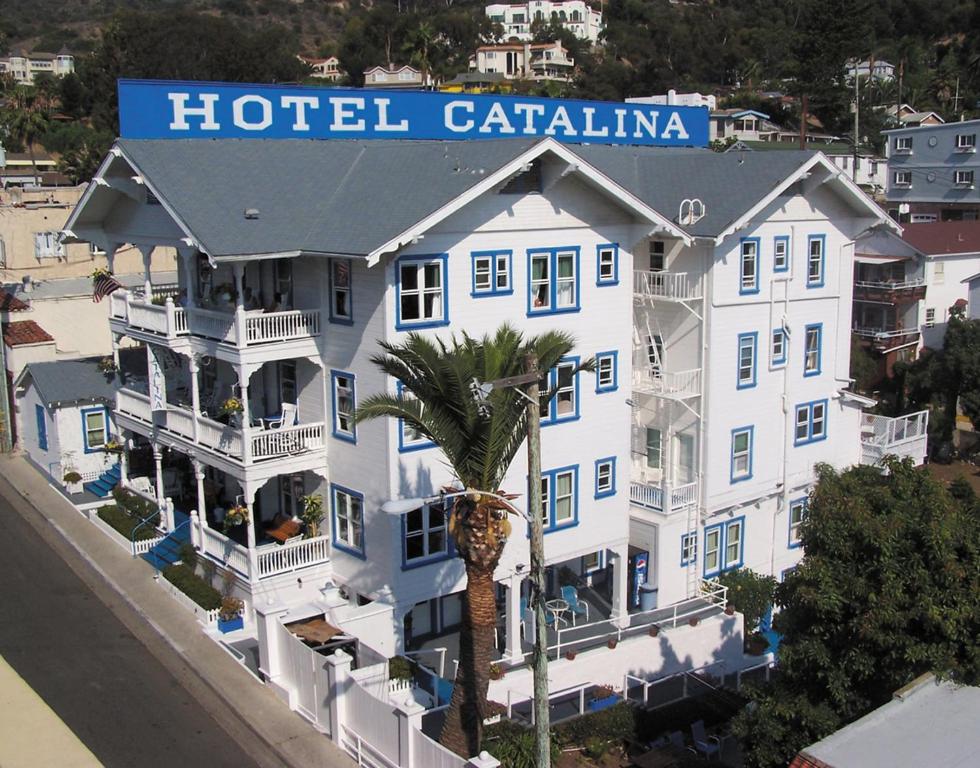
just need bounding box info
[632,367,701,399]
[257,536,330,578]
[854,278,926,290]
[251,423,324,460]
[860,411,929,467]
[629,480,698,514]
[633,270,702,301]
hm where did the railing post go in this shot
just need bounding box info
[165,297,176,339]
[234,306,247,347]
[190,510,201,550]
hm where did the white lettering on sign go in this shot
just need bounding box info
[331,97,366,131]
[445,101,475,132]
[545,106,577,136]
[281,95,320,131]
[513,103,545,134]
[614,108,627,138]
[233,95,273,131]
[168,92,221,130]
[479,102,516,134]
[376,98,409,132]
[662,111,690,140]
[633,111,657,139]
[582,107,609,138]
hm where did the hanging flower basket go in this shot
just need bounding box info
[223,504,249,532]
[97,356,118,375]
[103,438,124,454]
[221,397,244,415]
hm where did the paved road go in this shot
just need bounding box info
[0,490,264,768]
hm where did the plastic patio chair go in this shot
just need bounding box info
[690,720,722,760]
[266,402,298,429]
[560,585,590,626]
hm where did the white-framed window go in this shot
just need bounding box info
[595,457,615,498]
[724,519,743,569]
[398,256,447,328]
[329,259,352,322]
[807,235,825,287]
[582,550,604,572]
[681,533,697,566]
[894,136,912,152]
[82,408,107,451]
[731,426,753,482]
[771,329,787,366]
[704,526,721,574]
[773,236,789,272]
[331,371,356,442]
[956,133,976,151]
[646,427,662,470]
[737,333,757,389]
[471,250,512,296]
[596,243,619,285]
[740,238,759,294]
[934,262,945,285]
[955,170,975,187]
[893,170,912,186]
[332,485,364,556]
[540,466,577,530]
[804,324,821,376]
[34,231,64,259]
[789,498,807,548]
[925,308,936,327]
[404,502,448,564]
[794,400,828,445]
[595,351,617,393]
[649,240,666,271]
[529,248,579,314]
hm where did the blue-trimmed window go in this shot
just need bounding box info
[539,465,578,532]
[737,332,757,389]
[595,351,618,393]
[331,484,365,557]
[771,329,787,366]
[471,250,513,297]
[541,357,579,425]
[730,426,753,483]
[82,406,108,453]
[596,243,619,286]
[794,399,828,445]
[329,259,353,324]
[331,370,356,443]
[402,501,450,568]
[804,323,822,376]
[594,457,616,498]
[396,381,435,452]
[36,404,47,451]
[680,533,697,566]
[396,254,449,330]
[739,237,760,294]
[788,497,807,548]
[528,247,580,316]
[773,235,789,272]
[704,517,745,577]
[806,235,825,287]
[582,550,605,573]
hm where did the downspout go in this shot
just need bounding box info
[773,224,794,577]
[697,239,711,539]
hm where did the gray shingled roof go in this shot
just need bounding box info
[21,357,118,408]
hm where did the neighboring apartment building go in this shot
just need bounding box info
[470,41,574,82]
[884,103,945,128]
[298,55,345,82]
[627,91,717,110]
[845,58,896,82]
[363,65,427,89]
[824,149,887,194]
[884,118,980,222]
[486,1,603,43]
[0,48,74,85]
[62,135,924,670]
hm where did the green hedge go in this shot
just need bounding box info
[97,504,159,541]
[162,563,222,611]
[111,486,159,519]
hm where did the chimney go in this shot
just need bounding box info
[21,275,33,293]
[668,89,677,105]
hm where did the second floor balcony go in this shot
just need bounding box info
[633,270,702,303]
[632,366,702,400]
[860,411,929,467]
[629,479,698,516]
[852,325,921,352]
[853,277,926,304]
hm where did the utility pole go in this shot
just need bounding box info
[523,351,551,768]
[853,59,860,182]
[800,94,808,151]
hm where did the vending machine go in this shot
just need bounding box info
[627,545,649,611]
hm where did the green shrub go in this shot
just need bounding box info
[484,720,560,768]
[717,568,777,633]
[162,563,222,610]
[97,504,159,541]
[388,656,413,680]
[111,487,159,520]
[553,701,636,748]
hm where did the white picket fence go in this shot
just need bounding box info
[275,621,334,735]
[158,576,220,627]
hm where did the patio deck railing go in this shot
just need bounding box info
[633,270,702,301]
[860,410,929,466]
[629,479,699,514]
[623,660,727,710]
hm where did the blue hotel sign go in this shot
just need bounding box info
[118,79,708,147]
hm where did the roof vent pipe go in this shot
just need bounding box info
[21,276,32,292]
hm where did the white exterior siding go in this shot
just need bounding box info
[920,253,977,348]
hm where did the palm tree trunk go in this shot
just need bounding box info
[439,564,497,758]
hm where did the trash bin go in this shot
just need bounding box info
[639,583,658,612]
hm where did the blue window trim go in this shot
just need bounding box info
[595,242,620,286]
[470,249,514,297]
[400,501,455,570]
[788,497,808,549]
[703,516,746,577]
[330,483,366,559]
[526,246,581,317]
[780,566,798,582]
[395,253,450,331]
[680,532,697,567]
[803,323,822,377]
[806,234,826,288]
[771,328,787,367]
[794,398,829,446]
[534,464,580,534]
[330,369,357,444]
[594,350,618,393]
[81,405,109,453]
[736,332,758,389]
[542,355,580,426]
[730,425,754,484]
[594,456,617,499]
[36,404,47,451]
[396,381,436,453]
[773,235,790,273]
[328,258,354,326]
[739,237,761,295]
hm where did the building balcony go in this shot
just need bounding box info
[852,326,921,352]
[633,270,702,302]
[853,278,926,304]
[629,480,698,515]
[115,388,326,480]
[860,411,929,467]
[632,367,701,400]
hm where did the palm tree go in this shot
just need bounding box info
[2,87,51,183]
[356,324,585,758]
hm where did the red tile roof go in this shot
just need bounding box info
[901,221,980,256]
[0,289,29,312]
[3,320,54,347]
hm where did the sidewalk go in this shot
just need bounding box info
[0,454,350,768]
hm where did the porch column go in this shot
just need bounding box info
[503,571,526,664]
[110,332,121,371]
[242,480,259,583]
[118,429,129,486]
[193,459,207,523]
[232,262,247,347]
[138,244,154,300]
[188,354,201,443]
[152,444,165,506]
[237,365,252,464]
[177,246,198,309]
[609,544,630,629]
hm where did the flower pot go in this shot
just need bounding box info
[218,615,244,633]
[725,605,736,616]
[689,617,700,627]
[648,625,660,638]
[587,694,620,712]
[565,650,577,661]
[607,638,618,649]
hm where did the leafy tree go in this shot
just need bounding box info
[732,459,980,767]
[356,325,587,757]
[849,334,879,393]
[1,87,52,180]
[716,568,776,635]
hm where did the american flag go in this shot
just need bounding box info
[92,272,122,303]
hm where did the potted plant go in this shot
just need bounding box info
[607,638,618,649]
[104,438,124,454]
[63,470,83,494]
[489,662,504,681]
[648,624,660,637]
[222,504,249,533]
[725,603,736,616]
[217,596,244,633]
[97,356,118,378]
[689,616,701,627]
[565,650,577,661]
[299,493,324,538]
[587,685,619,712]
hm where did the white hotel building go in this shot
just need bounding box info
[63,136,925,675]
[486,1,604,44]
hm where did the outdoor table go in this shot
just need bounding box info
[267,518,302,544]
[545,598,569,626]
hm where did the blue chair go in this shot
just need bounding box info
[561,585,590,626]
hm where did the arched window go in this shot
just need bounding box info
[571,11,581,21]
[559,11,567,21]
